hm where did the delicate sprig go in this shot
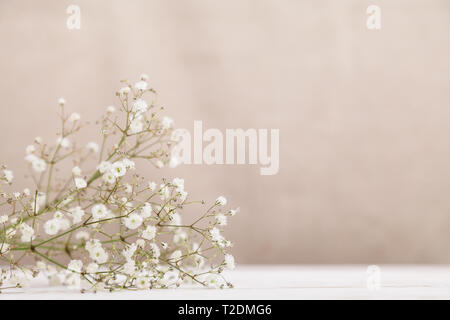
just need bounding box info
[0,75,236,292]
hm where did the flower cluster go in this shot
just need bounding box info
[0,75,237,292]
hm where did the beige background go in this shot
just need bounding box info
[1,0,450,264]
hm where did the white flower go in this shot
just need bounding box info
[132,99,148,114]
[122,158,135,170]
[86,142,99,153]
[148,181,156,191]
[140,74,149,81]
[149,243,160,258]
[224,254,235,270]
[59,218,71,231]
[67,260,83,273]
[44,219,60,235]
[229,208,239,216]
[74,177,87,189]
[122,244,137,261]
[136,239,145,248]
[216,214,227,226]
[161,116,173,130]
[92,204,108,220]
[141,225,156,240]
[111,161,126,177]
[23,188,30,196]
[90,247,108,264]
[56,137,71,148]
[103,171,116,184]
[69,113,81,122]
[172,178,184,191]
[72,166,82,176]
[159,184,170,200]
[140,203,152,219]
[124,213,143,230]
[69,206,85,224]
[97,161,112,174]
[119,86,131,95]
[75,231,90,241]
[26,145,35,154]
[125,184,132,194]
[58,97,66,105]
[123,260,136,275]
[86,263,99,274]
[106,105,116,113]
[2,169,13,183]
[0,215,8,223]
[32,158,47,173]
[169,212,182,226]
[135,81,148,91]
[209,227,223,242]
[179,190,188,202]
[130,119,144,134]
[19,223,35,242]
[216,196,227,206]
[136,276,150,289]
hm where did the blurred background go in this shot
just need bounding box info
[1,0,450,264]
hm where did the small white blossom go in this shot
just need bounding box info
[44,219,60,235]
[86,142,99,153]
[216,196,227,206]
[141,225,156,240]
[148,181,156,191]
[111,161,126,177]
[161,116,173,130]
[136,276,150,289]
[56,137,71,148]
[124,213,143,230]
[97,161,112,174]
[0,215,8,223]
[130,119,144,134]
[132,99,148,114]
[216,214,227,226]
[103,171,116,184]
[74,177,87,189]
[69,206,85,224]
[75,231,89,241]
[67,260,83,273]
[172,177,184,191]
[92,204,108,220]
[69,113,81,122]
[135,80,148,91]
[2,169,13,183]
[86,263,99,274]
[106,105,116,113]
[25,145,35,154]
[140,203,152,219]
[32,158,47,173]
[224,254,235,270]
[58,97,66,105]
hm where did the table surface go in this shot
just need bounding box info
[1,265,450,300]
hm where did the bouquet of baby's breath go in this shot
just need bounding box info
[0,75,236,292]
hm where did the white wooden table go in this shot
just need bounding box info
[2,265,450,300]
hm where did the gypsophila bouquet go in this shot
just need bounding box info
[0,75,237,292]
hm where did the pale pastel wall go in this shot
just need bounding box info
[1,0,450,263]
